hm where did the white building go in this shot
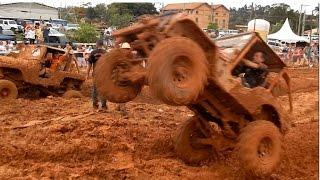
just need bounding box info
[0,2,58,20]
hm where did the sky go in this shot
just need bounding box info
[0,0,319,14]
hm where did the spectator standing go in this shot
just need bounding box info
[43,25,50,43]
[76,44,85,52]
[86,40,107,110]
[0,41,7,52]
[304,45,312,66]
[59,24,66,34]
[312,43,319,65]
[28,27,36,44]
[75,44,86,67]
[24,26,30,44]
[104,27,113,47]
[35,24,43,44]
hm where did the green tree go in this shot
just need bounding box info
[108,13,133,28]
[207,23,218,30]
[105,3,134,28]
[270,21,284,33]
[229,3,300,33]
[94,4,107,20]
[107,3,158,18]
[70,23,99,43]
[86,7,97,20]
[104,3,158,27]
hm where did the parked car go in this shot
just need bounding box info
[0,34,15,41]
[0,19,20,32]
[267,39,286,52]
[218,29,239,38]
[0,29,15,42]
[2,29,15,36]
[51,19,68,30]
[66,24,79,31]
[46,28,71,48]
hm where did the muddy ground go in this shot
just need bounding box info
[0,68,318,179]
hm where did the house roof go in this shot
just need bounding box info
[162,3,208,11]
[211,4,229,11]
[0,2,57,10]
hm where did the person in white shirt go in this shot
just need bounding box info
[0,41,8,54]
[28,28,36,44]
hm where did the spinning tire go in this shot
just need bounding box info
[147,37,208,105]
[94,49,143,103]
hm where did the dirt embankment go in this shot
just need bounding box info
[0,68,318,179]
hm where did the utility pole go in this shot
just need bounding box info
[249,2,254,20]
[298,5,303,35]
[298,4,310,35]
[318,3,320,35]
[301,10,306,36]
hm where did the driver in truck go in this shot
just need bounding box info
[239,51,269,88]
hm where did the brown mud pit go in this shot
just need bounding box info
[0,68,318,179]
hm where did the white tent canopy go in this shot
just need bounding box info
[267,18,309,43]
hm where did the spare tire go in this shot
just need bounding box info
[94,48,143,103]
[0,80,18,100]
[147,37,208,105]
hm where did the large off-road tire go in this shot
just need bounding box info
[94,49,143,103]
[0,80,18,99]
[174,116,211,164]
[147,37,209,105]
[63,90,83,99]
[237,120,282,177]
[0,80,18,100]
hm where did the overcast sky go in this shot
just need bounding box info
[1,0,319,14]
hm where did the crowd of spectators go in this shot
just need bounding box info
[23,22,51,44]
[278,43,319,67]
[0,40,17,55]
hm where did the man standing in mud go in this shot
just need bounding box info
[87,40,107,110]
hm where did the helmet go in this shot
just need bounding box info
[120,42,130,49]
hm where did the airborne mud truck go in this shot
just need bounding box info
[94,13,293,177]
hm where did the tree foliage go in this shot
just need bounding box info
[107,3,158,17]
[229,3,302,33]
[68,23,99,43]
[207,23,218,30]
[105,3,158,28]
[86,7,97,20]
[61,3,158,27]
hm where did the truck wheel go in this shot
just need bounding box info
[148,37,208,105]
[174,116,211,164]
[0,80,18,100]
[237,120,282,177]
[63,90,83,99]
[94,49,143,103]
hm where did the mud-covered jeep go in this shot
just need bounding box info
[0,45,85,99]
[94,13,292,177]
